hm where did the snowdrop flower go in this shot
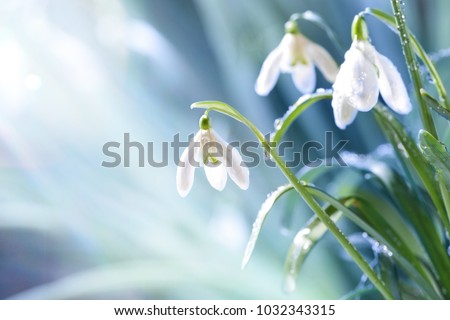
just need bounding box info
[331,15,412,129]
[255,20,339,96]
[176,115,249,197]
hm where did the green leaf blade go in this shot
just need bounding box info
[241,184,294,269]
[374,105,450,297]
[284,204,342,293]
[419,129,450,179]
[421,89,450,121]
[272,91,332,144]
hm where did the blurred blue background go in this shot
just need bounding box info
[0,0,448,299]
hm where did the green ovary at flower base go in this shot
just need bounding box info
[255,18,339,96]
[331,15,412,129]
[176,115,249,197]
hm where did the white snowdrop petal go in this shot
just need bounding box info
[347,45,379,111]
[193,130,204,163]
[176,149,194,197]
[375,52,412,114]
[204,160,227,191]
[279,33,300,72]
[226,147,250,190]
[305,41,339,83]
[331,93,358,130]
[255,46,283,96]
[291,62,316,94]
[358,41,378,64]
[211,129,249,190]
[176,131,202,197]
[332,48,357,95]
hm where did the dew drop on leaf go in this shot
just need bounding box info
[274,118,283,130]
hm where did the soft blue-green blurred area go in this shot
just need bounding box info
[0,0,447,299]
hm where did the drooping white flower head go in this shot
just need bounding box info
[176,115,249,197]
[331,15,412,129]
[255,20,339,96]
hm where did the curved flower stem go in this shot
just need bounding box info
[390,0,438,138]
[192,101,394,299]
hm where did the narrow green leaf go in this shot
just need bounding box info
[398,281,432,299]
[299,148,436,258]
[298,149,435,259]
[437,172,450,229]
[378,250,401,300]
[421,89,450,121]
[284,202,343,293]
[270,139,394,299]
[241,184,294,268]
[340,287,379,300]
[419,129,450,181]
[342,152,437,257]
[374,106,447,228]
[444,127,450,146]
[420,130,450,227]
[306,186,414,260]
[192,101,242,122]
[305,186,442,299]
[374,105,450,297]
[272,90,332,144]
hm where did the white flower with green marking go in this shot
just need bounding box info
[255,20,339,96]
[331,16,412,129]
[176,116,249,197]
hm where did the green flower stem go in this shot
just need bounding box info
[192,101,394,299]
[267,147,395,300]
[390,0,438,138]
[410,34,450,111]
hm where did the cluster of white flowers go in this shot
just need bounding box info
[256,15,412,129]
[177,15,412,196]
